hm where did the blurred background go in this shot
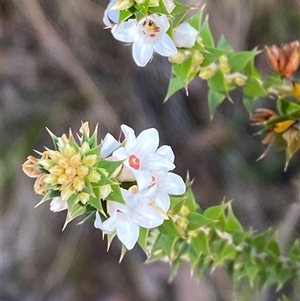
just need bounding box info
[1,0,300,300]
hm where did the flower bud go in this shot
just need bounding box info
[82,154,97,167]
[274,120,295,133]
[292,82,300,100]
[173,23,198,48]
[168,52,186,64]
[265,40,300,78]
[198,63,217,80]
[192,51,204,66]
[112,0,134,10]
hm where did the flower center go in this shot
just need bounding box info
[129,155,141,170]
[141,19,160,38]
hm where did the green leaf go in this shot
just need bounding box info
[201,46,229,67]
[98,159,123,177]
[119,9,134,23]
[228,51,259,73]
[191,230,211,255]
[159,217,182,237]
[165,74,185,101]
[183,181,200,212]
[251,231,269,253]
[243,78,268,97]
[207,69,227,94]
[170,1,192,28]
[217,36,234,51]
[187,212,217,230]
[199,19,214,47]
[243,96,258,114]
[138,227,149,254]
[187,10,204,31]
[208,89,226,118]
[203,203,227,221]
[225,203,244,232]
[173,57,193,82]
[277,98,300,118]
[107,184,125,204]
[244,56,261,78]
[264,75,282,89]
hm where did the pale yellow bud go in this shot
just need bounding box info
[73,176,85,191]
[57,174,68,185]
[219,55,228,64]
[49,165,64,176]
[168,52,186,64]
[112,0,134,10]
[178,205,190,217]
[78,192,90,204]
[149,0,159,7]
[219,62,231,74]
[70,153,81,167]
[82,154,97,167]
[87,170,101,183]
[58,157,70,168]
[192,51,204,66]
[65,166,76,178]
[63,144,76,158]
[44,174,58,185]
[47,150,62,163]
[199,64,217,79]
[61,187,75,201]
[77,165,89,177]
[39,159,55,170]
[177,216,189,230]
[234,76,246,86]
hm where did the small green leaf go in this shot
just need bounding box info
[228,51,259,73]
[164,75,185,101]
[277,98,300,118]
[191,230,210,255]
[170,1,192,28]
[225,203,244,232]
[217,36,234,51]
[199,19,214,47]
[159,217,182,237]
[207,69,227,93]
[107,184,125,204]
[187,10,204,31]
[201,46,229,67]
[187,212,217,230]
[138,227,149,254]
[243,78,268,97]
[208,89,226,118]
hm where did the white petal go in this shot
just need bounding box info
[116,213,139,250]
[103,0,119,28]
[101,133,120,158]
[50,197,68,212]
[117,165,136,182]
[164,172,186,194]
[137,185,157,203]
[101,212,118,232]
[154,191,170,212]
[173,23,198,48]
[156,145,175,162]
[133,169,152,191]
[121,124,137,152]
[153,33,177,57]
[112,147,128,161]
[106,201,131,216]
[142,153,175,171]
[150,14,170,32]
[112,19,137,43]
[134,128,159,155]
[132,39,154,67]
[94,211,103,229]
[121,189,138,208]
[132,204,164,228]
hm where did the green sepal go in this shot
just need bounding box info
[201,46,229,67]
[164,74,185,101]
[228,51,259,73]
[243,78,268,97]
[107,184,126,204]
[208,89,226,119]
[199,19,214,47]
[277,98,300,118]
[35,189,60,207]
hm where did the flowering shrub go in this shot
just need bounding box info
[22,0,300,300]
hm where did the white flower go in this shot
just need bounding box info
[103,0,120,28]
[112,14,178,67]
[100,133,120,158]
[112,124,175,190]
[173,23,198,48]
[50,197,68,212]
[151,170,186,212]
[94,187,164,250]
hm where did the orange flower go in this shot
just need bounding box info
[265,40,300,78]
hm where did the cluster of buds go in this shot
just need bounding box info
[23,122,186,250]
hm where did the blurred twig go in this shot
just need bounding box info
[14,0,121,132]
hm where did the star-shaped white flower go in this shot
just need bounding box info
[112,14,178,67]
[112,124,175,191]
[94,186,164,250]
